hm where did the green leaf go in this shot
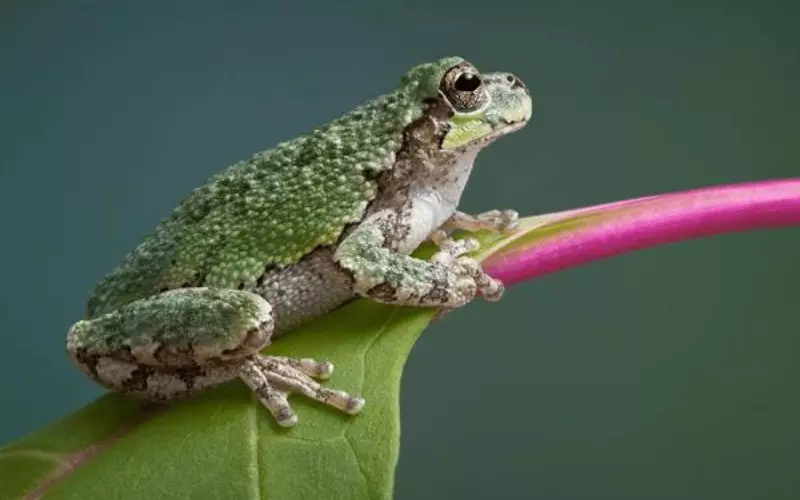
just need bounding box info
[1,302,435,500]
[0,231,506,500]
[5,178,798,499]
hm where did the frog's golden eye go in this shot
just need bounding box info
[440,63,489,113]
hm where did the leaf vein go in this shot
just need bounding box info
[248,394,262,500]
[341,435,370,499]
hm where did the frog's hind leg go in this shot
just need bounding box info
[67,287,273,402]
[67,287,364,427]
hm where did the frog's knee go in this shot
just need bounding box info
[66,319,95,358]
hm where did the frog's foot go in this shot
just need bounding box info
[429,230,504,302]
[238,355,365,427]
[429,229,480,260]
[442,209,520,235]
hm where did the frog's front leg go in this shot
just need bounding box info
[66,288,364,427]
[334,209,504,307]
[440,209,520,235]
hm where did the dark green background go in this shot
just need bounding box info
[2,1,799,498]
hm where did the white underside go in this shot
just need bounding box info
[397,149,479,254]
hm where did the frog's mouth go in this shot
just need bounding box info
[443,117,529,150]
[476,108,532,143]
[441,91,532,150]
[494,115,530,136]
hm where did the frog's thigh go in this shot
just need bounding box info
[67,287,275,400]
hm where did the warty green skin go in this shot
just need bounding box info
[86,62,438,317]
[66,56,533,427]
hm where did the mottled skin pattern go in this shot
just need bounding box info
[66,56,533,427]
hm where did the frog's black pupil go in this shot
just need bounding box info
[454,73,481,92]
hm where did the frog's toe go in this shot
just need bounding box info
[239,359,298,426]
[270,355,334,380]
[345,395,366,415]
[266,391,298,427]
[275,406,299,427]
[430,231,480,264]
[488,209,520,234]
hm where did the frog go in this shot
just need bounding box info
[66,56,533,427]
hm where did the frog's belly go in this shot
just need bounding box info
[255,247,356,336]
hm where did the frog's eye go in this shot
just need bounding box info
[440,64,489,113]
[454,73,481,92]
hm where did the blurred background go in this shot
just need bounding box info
[1,1,799,498]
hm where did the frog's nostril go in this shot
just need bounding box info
[509,75,526,90]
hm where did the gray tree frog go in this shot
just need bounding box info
[66,57,532,427]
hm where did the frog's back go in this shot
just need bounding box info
[87,89,424,318]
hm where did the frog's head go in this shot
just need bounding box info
[401,57,533,150]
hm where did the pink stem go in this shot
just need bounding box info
[483,179,800,286]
